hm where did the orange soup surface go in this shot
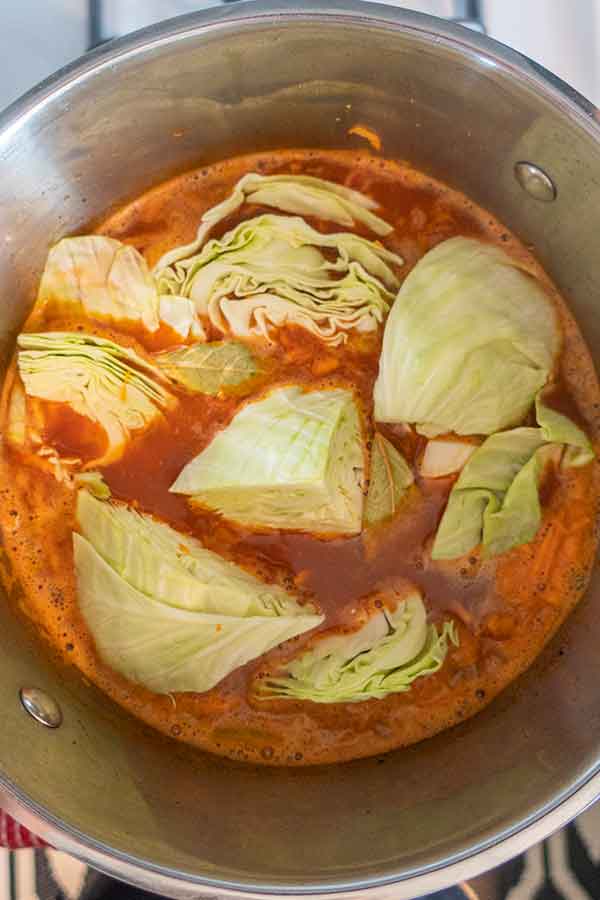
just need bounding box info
[1,149,599,765]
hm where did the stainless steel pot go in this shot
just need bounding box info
[2,3,600,897]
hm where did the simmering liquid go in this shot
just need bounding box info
[1,149,599,765]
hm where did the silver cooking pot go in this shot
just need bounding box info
[2,3,600,897]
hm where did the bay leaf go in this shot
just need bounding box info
[364,433,414,528]
[156,341,260,395]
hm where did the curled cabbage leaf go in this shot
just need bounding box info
[35,235,204,339]
[156,214,402,347]
[170,386,365,535]
[432,428,546,560]
[17,332,174,465]
[154,172,394,273]
[257,591,457,703]
[374,237,560,436]
[535,392,594,468]
[432,399,594,559]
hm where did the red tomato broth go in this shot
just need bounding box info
[0,149,599,766]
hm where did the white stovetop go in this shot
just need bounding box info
[1,0,600,113]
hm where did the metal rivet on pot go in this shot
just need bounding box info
[19,687,63,728]
[514,161,557,202]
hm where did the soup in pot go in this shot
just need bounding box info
[1,149,598,765]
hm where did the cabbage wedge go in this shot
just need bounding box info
[34,235,203,339]
[37,236,160,331]
[17,332,174,465]
[74,494,322,694]
[156,214,402,347]
[77,491,306,616]
[374,237,560,436]
[170,386,365,534]
[432,397,595,559]
[258,592,457,703]
[154,172,394,273]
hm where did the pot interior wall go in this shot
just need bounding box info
[1,5,600,889]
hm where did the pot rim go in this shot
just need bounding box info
[2,2,600,896]
[4,769,600,898]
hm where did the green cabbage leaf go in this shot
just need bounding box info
[154,172,394,273]
[74,535,322,695]
[17,331,174,465]
[74,494,322,694]
[432,397,594,559]
[170,386,365,534]
[257,592,457,703]
[432,428,548,560]
[535,393,594,468]
[156,214,401,347]
[374,237,560,436]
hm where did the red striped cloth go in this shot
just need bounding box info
[0,809,46,848]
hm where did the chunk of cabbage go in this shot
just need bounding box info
[374,237,560,436]
[17,331,174,465]
[74,494,322,694]
[156,214,402,347]
[170,386,365,535]
[5,378,27,446]
[35,235,203,339]
[37,236,159,330]
[258,592,457,703]
[77,491,307,617]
